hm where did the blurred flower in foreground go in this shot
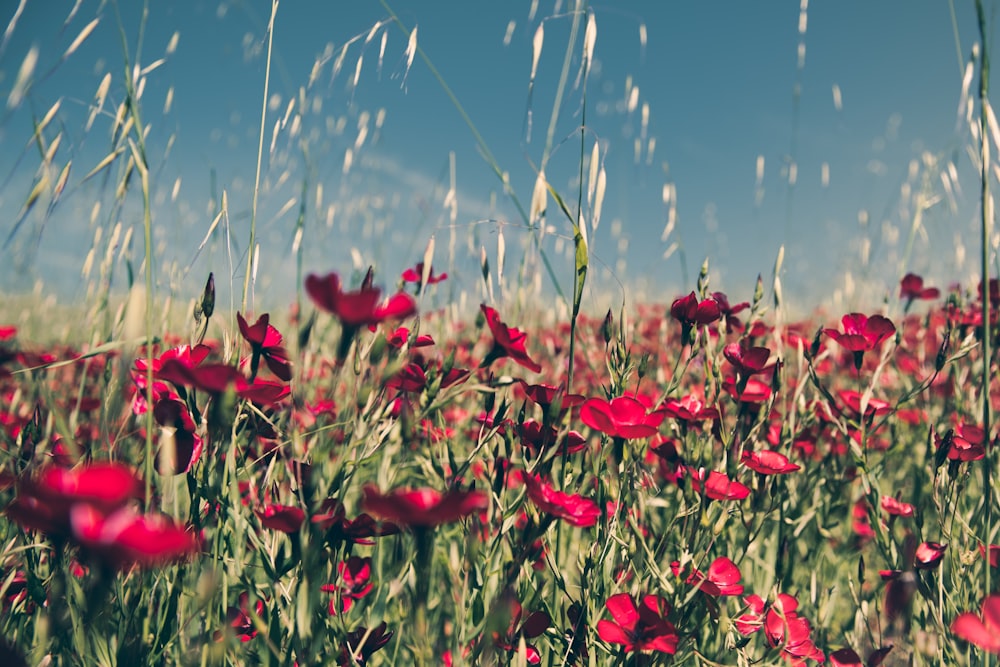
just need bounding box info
[952,594,1000,653]
[361,485,488,528]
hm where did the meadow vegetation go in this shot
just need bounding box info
[1,1,999,665]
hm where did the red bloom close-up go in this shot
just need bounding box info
[70,504,199,570]
[670,292,722,327]
[692,470,751,501]
[236,312,293,381]
[306,271,417,328]
[401,261,448,285]
[952,594,1000,653]
[361,485,488,528]
[256,504,305,533]
[671,556,744,596]
[322,556,373,614]
[741,449,801,475]
[900,273,939,303]
[523,474,601,527]
[480,304,543,373]
[579,395,664,440]
[723,342,771,376]
[7,463,144,536]
[596,593,678,655]
[824,313,896,370]
[880,495,915,517]
[913,541,946,569]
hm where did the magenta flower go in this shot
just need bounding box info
[401,261,447,285]
[723,342,771,376]
[691,470,750,501]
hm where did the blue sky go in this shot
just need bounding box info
[0,0,992,313]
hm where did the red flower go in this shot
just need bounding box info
[480,304,542,373]
[899,273,939,302]
[692,470,750,501]
[981,544,1000,568]
[225,592,265,642]
[237,312,292,382]
[401,262,447,285]
[311,502,400,546]
[952,594,1000,653]
[6,463,144,536]
[712,291,750,332]
[322,556,373,614]
[70,504,199,570]
[880,496,915,517]
[523,474,601,527]
[337,623,393,665]
[579,396,665,440]
[913,541,946,569]
[670,292,722,326]
[723,342,771,376]
[824,313,896,352]
[306,271,417,328]
[361,485,488,528]
[824,313,895,370]
[736,593,824,663]
[492,599,550,664]
[671,556,744,596]
[661,395,719,425]
[741,449,800,475]
[256,504,305,533]
[156,359,243,394]
[153,397,203,474]
[596,593,678,654]
[936,426,986,463]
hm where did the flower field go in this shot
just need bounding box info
[0,262,998,666]
[3,1,1000,665]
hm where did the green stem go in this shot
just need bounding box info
[976,0,993,644]
[242,0,278,313]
